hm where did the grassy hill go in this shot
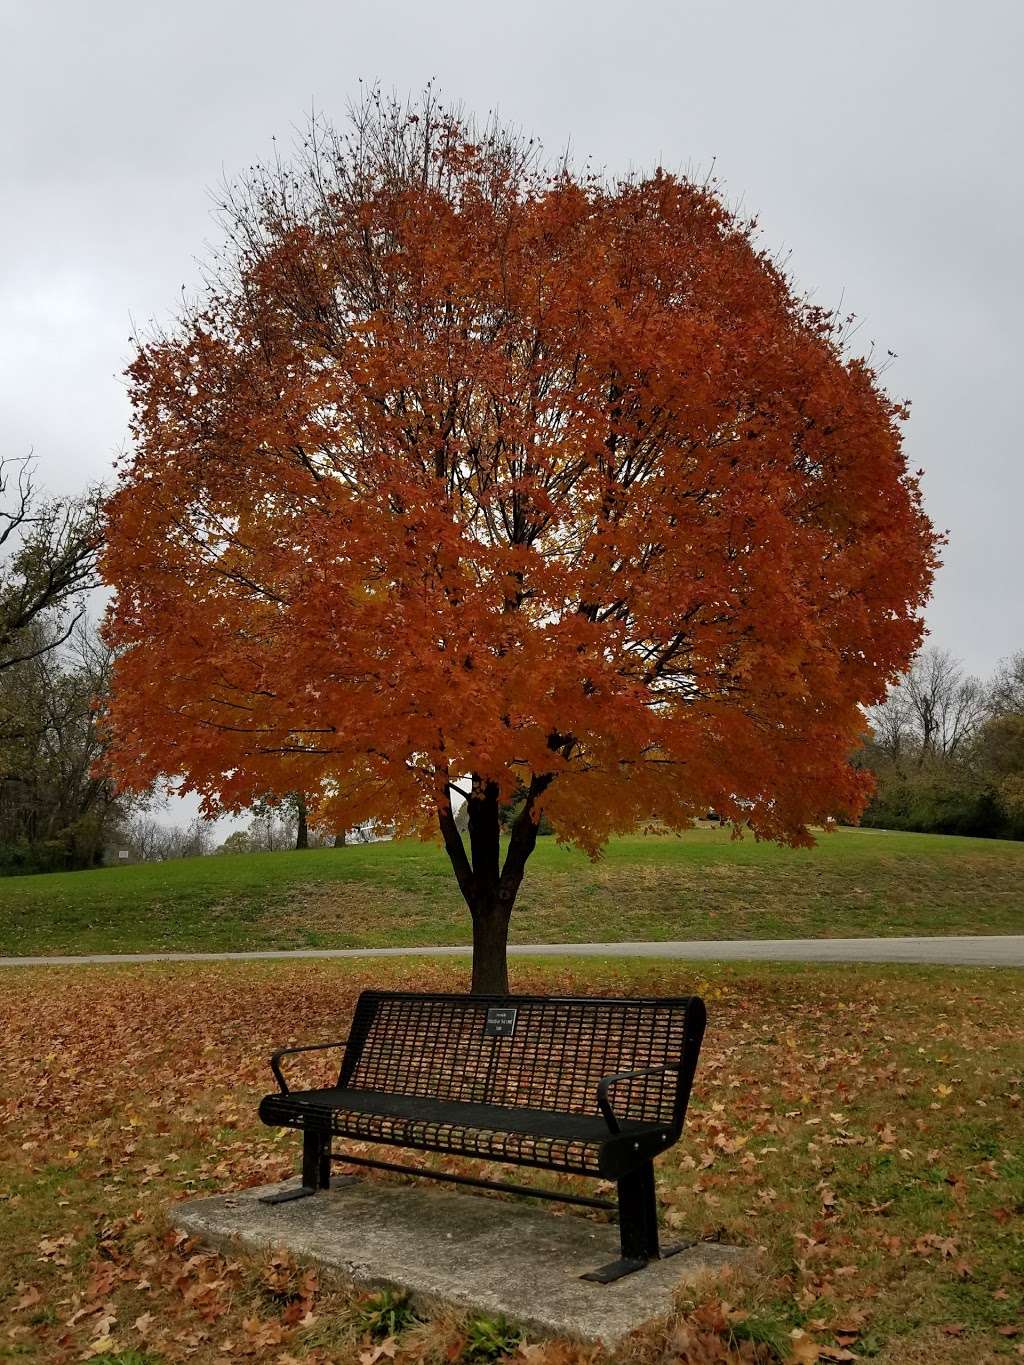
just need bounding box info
[0,826,1021,956]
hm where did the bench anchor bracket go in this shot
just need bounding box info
[260,1128,347,1206]
[260,1183,319,1205]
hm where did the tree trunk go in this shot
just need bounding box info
[470,902,512,994]
[437,771,552,995]
[294,792,308,850]
[333,830,347,847]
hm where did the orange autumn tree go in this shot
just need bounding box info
[102,94,937,992]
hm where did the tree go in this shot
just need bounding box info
[974,712,1024,821]
[217,828,258,855]
[868,647,985,772]
[859,644,1024,839]
[975,651,1024,826]
[247,792,309,849]
[158,816,215,860]
[293,791,309,850]
[1,459,106,864]
[0,622,137,871]
[101,93,937,991]
[865,683,914,770]
[989,651,1024,718]
[1,456,102,673]
[903,649,986,763]
[120,813,169,861]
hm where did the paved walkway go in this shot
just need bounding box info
[1,935,1022,968]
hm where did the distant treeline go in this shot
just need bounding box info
[856,648,1024,840]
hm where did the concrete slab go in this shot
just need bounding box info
[174,1178,747,1349]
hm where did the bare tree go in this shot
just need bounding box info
[119,814,169,861]
[868,685,914,766]
[247,809,297,852]
[158,817,215,860]
[989,651,1024,718]
[870,647,986,770]
[0,456,103,671]
[906,649,986,762]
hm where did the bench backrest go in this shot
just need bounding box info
[338,991,706,1132]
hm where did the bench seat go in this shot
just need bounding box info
[259,1086,672,1178]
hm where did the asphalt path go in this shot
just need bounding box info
[1,935,1022,967]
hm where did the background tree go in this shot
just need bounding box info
[868,647,986,771]
[102,93,937,991]
[245,804,297,852]
[859,645,1024,839]
[0,622,137,872]
[0,456,102,673]
[247,792,312,849]
[217,828,257,855]
[989,651,1024,717]
[0,453,110,872]
[119,812,170,862]
[118,812,227,862]
[971,650,1024,829]
[155,816,214,860]
[973,710,1024,822]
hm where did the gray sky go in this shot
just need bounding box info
[2,0,1021,688]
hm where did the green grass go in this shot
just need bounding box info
[0,826,1022,956]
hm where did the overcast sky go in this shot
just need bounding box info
[2,0,1021,691]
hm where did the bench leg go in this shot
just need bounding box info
[582,1160,695,1283]
[260,1128,332,1205]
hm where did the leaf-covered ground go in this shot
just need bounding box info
[2,828,1023,956]
[1,959,1021,1364]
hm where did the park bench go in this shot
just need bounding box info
[258,989,706,1282]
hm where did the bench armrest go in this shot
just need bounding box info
[596,1063,681,1134]
[269,1039,348,1095]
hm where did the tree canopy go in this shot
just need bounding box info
[102,93,937,989]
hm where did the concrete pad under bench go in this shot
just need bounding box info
[174,1178,747,1349]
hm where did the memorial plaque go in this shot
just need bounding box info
[483,1006,517,1038]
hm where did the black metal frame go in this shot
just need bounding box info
[333,1150,615,1210]
[270,1039,349,1097]
[258,991,706,1281]
[260,1041,351,1205]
